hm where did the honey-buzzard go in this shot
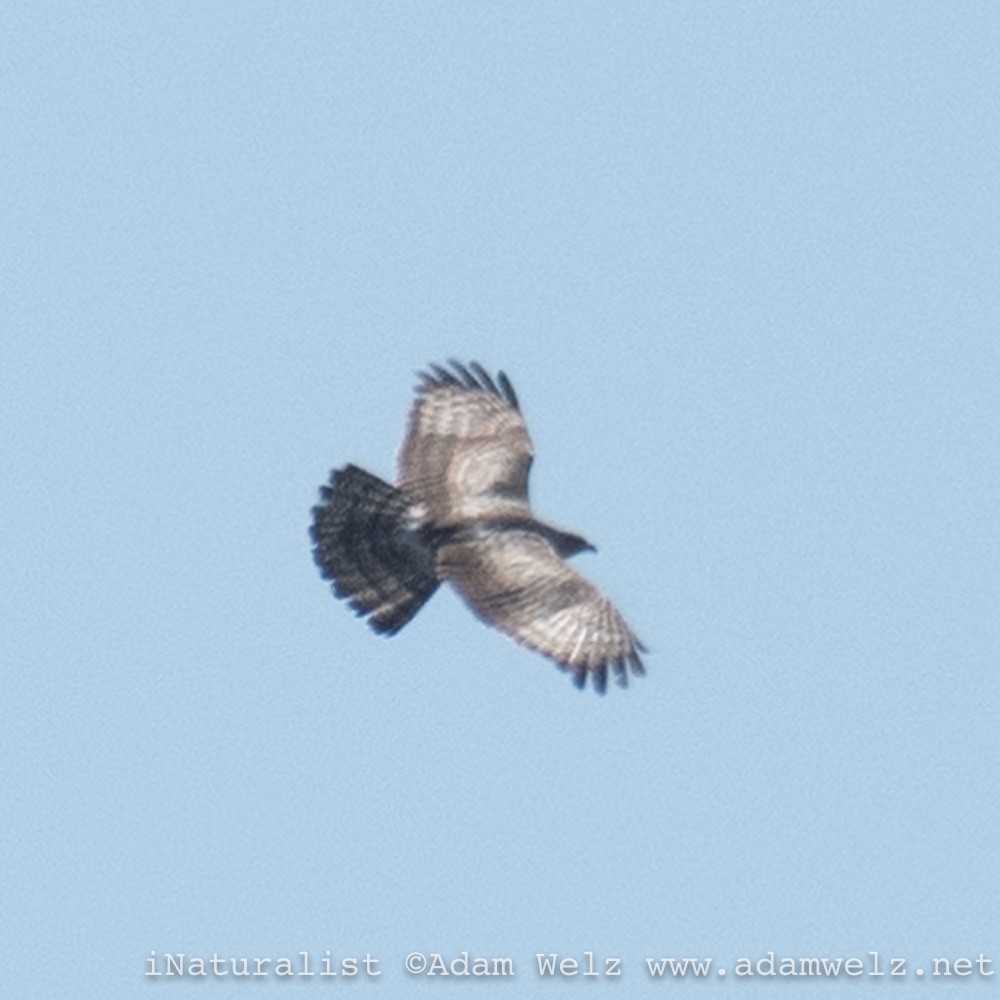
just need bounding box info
[310,361,645,692]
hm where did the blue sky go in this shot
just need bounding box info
[3,3,998,997]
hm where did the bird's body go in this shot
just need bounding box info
[310,360,645,692]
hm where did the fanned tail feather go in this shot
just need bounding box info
[310,464,439,634]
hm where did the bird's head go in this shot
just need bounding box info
[545,526,596,559]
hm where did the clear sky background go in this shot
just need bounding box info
[3,3,998,997]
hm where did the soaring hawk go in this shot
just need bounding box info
[310,361,645,692]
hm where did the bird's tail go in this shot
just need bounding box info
[311,464,440,635]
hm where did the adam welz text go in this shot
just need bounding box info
[146,949,995,981]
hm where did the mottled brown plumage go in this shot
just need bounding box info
[311,360,645,692]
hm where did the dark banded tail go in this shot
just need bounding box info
[310,464,440,635]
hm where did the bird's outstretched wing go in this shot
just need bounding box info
[397,360,534,525]
[437,527,646,693]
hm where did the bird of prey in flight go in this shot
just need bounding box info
[311,360,645,692]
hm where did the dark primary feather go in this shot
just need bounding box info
[467,361,499,395]
[311,361,646,691]
[417,358,519,410]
